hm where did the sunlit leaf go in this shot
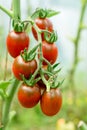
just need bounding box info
[0,80,11,91]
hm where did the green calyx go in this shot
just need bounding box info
[12,19,24,32]
[41,62,63,91]
[21,75,41,87]
[44,31,58,43]
[31,8,60,19]
[20,44,40,62]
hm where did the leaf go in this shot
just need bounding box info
[54,68,62,74]
[46,9,60,18]
[0,80,11,91]
[29,44,40,55]
[47,64,52,72]
[0,127,3,130]
[78,121,87,130]
[9,111,16,122]
[31,8,40,19]
[53,63,60,69]
[31,8,60,19]
[27,53,36,61]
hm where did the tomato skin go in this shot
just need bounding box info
[18,83,41,108]
[32,18,53,41]
[42,41,58,65]
[6,31,29,58]
[40,88,62,116]
[12,55,37,80]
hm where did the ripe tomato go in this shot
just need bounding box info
[40,88,62,116]
[41,41,58,65]
[18,83,41,108]
[6,31,29,58]
[12,55,37,80]
[32,18,53,41]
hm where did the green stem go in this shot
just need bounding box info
[40,72,50,92]
[69,1,87,84]
[1,79,20,130]
[12,0,21,19]
[1,1,21,130]
[0,5,13,18]
[42,57,52,68]
[30,19,50,88]
[74,1,87,68]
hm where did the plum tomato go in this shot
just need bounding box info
[40,88,62,116]
[40,40,58,65]
[18,83,41,108]
[12,55,37,80]
[32,18,53,41]
[6,31,29,58]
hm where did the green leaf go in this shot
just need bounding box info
[52,63,60,69]
[46,9,60,18]
[27,53,36,61]
[0,127,3,130]
[54,68,62,74]
[47,64,53,72]
[31,8,60,19]
[31,8,40,19]
[29,44,40,55]
[0,80,11,91]
[78,121,87,130]
[9,111,16,122]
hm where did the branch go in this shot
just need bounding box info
[0,5,13,18]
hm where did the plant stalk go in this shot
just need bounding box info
[1,0,21,130]
[1,79,20,130]
[0,5,13,18]
[69,1,87,89]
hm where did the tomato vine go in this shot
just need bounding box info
[0,0,63,129]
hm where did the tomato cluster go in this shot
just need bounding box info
[6,9,63,116]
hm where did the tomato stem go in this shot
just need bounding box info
[12,0,21,20]
[0,5,13,18]
[68,0,87,102]
[1,79,20,130]
[28,17,51,88]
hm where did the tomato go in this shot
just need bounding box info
[32,18,53,41]
[41,41,58,64]
[18,83,41,108]
[40,88,62,116]
[12,55,37,80]
[6,31,29,58]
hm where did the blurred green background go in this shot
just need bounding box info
[0,0,87,130]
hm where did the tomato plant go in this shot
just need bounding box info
[12,55,37,80]
[0,2,63,129]
[40,88,62,116]
[18,83,41,108]
[6,31,29,58]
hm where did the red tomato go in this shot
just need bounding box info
[41,41,58,65]
[6,31,29,58]
[18,83,41,108]
[32,18,53,41]
[12,55,37,80]
[40,88,62,116]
